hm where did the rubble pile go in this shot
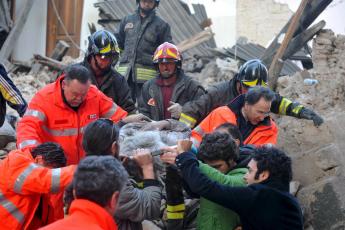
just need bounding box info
[185,57,238,88]
[275,29,345,229]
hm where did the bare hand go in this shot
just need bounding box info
[123,114,151,124]
[177,139,192,154]
[141,120,170,131]
[132,148,153,168]
[160,146,178,164]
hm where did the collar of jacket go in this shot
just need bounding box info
[258,178,290,193]
[227,94,271,126]
[69,199,117,230]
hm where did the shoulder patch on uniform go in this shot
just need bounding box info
[88,114,98,120]
[125,23,134,31]
[148,98,156,106]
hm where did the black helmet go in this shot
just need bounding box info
[237,59,268,87]
[136,0,160,7]
[87,30,120,58]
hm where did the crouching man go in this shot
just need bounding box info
[40,156,128,230]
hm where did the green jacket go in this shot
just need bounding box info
[197,162,248,230]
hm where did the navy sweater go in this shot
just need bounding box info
[176,151,303,230]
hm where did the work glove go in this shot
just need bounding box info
[122,113,151,124]
[299,108,324,127]
[167,101,182,119]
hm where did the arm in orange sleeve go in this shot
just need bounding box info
[10,163,75,195]
[98,90,128,122]
[191,106,236,145]
[16,93,47,150]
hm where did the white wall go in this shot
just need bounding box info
[183,0,237,47]
[12,0,48,62]
[79,0,102,54]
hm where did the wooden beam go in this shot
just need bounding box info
[0,0,35,62]
[50,40,70,61]
[261,0,333,66]
[268,0,310,91]
[177,28,214,53]
[33,54,66,71]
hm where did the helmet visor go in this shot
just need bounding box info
[242,79,268,87]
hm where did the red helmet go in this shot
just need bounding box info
[153,42,181,65]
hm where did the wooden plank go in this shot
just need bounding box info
[33,54,66,71]
[261,0,333,66]
[0,0,35,62]
[177,28,214,53]
[50,40,70,61]
[268,0,310,91]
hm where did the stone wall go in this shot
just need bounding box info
[276,29,345,229]
[236,0,292,46]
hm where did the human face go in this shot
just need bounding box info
[140,0,155,12]
[243,97,271,125]
[158,60,176,79]
[244,159,268,185]
[204,159,231,174]
[92,55,113,71]
[62,79,90,107]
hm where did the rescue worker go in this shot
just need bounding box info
[0,142,75,229]
[176,141,304,230]
[17,64,145,165]
[116,0,172,102]
[81,30,135,113]
[81,119,162,230]
[0,63,27,127]
[40,156,128,230]
[139,42,206,120]
[178,59,323,128]
[191,86,278,147]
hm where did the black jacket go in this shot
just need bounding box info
[176,152,304,230]
[138,71,206,120]
[116,9,172,70]
[81,60,136,114]
[181,77,305,127]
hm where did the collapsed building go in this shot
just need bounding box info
[0,0,344,229]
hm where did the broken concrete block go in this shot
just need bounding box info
[0,120,16,149]
[297,177,345,230]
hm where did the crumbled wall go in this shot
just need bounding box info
[236,0,292,46]
[276,29,345,229]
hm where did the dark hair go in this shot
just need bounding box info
[64,64,92,83]
[253,146,292,183]
[245,86,275,105]
[31,142,66,167]
[198,132,239,163]
[73,156,128,207]
[216,123,243,145]
[83,119,120,156]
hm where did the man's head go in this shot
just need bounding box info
[73,156,128,215]
[83,119,120,158]
[242,86,275,125]
[236,59,268,94]
[215,123,243,147]
[153,42,181,79]
[87,30,120,74]
[31,142,66,168]
[244,145,292,185]
[62,64,92,108]
[198,132,239,174]
[137,0,159,16]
